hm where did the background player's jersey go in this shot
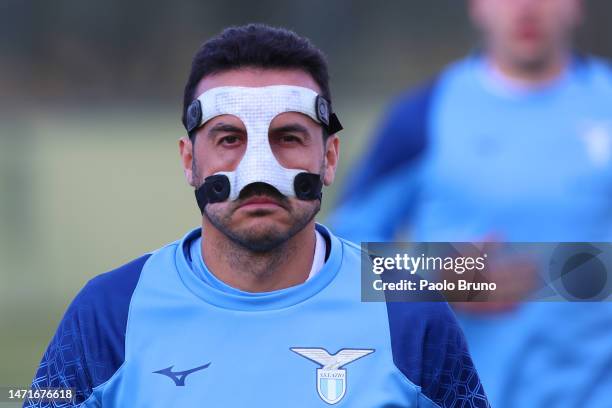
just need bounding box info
[329,55,612,408]
[332,54,612,243]
[25,224,488,407]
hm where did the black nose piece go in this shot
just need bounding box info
[205,175,230,202]
[298,180,311,195]
[194,174,231,213]
[294,173,323,200]
[213,181,225,194]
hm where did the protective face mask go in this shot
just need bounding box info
[184,85,342,213]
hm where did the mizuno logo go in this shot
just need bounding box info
[153,363,211,386]
[291,347,374,404]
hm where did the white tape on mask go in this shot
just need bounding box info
[193,85,325,201]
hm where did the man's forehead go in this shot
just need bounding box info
[194,68,322,98]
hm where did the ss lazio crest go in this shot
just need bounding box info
[291,347,374,404]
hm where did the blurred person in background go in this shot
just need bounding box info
[331,0,612,407]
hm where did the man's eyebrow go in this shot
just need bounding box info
[208,122,245,136]
[269,123,310,134]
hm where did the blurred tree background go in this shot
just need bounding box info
[0,0,611,403]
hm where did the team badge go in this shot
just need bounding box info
[291,347,374,404]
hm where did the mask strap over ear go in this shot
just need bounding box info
[327,113,343,134]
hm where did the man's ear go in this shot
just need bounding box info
[179,136,196,186]
[322,135,340,186]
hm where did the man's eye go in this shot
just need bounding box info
[219,135,241,145]
[280,135,301,144]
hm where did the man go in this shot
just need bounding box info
[26,24,488,407]
[331,1,612,407]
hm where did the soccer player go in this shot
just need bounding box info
[25,24,488,407]
[331,1,612,407]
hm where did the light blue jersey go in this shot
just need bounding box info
[26,224,488,407]
[333,55,612,243]
[330,55,612,407]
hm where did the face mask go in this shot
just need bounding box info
[185,85,342,213]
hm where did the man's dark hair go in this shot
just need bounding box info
[182,23,332,139]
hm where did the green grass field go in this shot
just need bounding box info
[0,102,381,396]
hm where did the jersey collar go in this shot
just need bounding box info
[174,223,343,311]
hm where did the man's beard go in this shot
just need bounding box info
[203,182,321,253]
